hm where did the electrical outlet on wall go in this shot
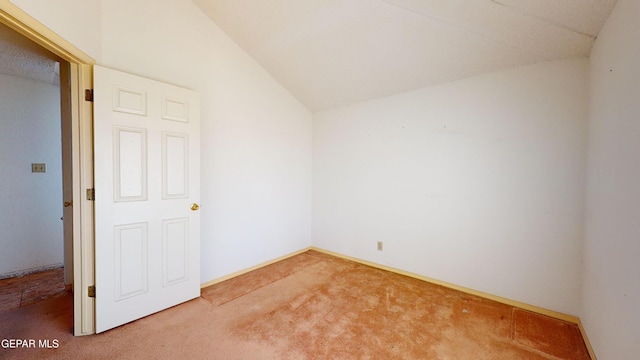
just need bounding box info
[377,241,383,251]
[31,163,46,173]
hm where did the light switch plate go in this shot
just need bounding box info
[32,163,46,173]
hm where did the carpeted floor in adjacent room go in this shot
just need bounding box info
[0,250,590,359]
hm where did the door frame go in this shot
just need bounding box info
[0,1,96,335]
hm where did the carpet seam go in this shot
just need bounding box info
[206,254,326,307]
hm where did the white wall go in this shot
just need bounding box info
[0,73,63,276]
[314,58,589,315]
[12,2,640,356]
[583,0,640,358]
[9,0,102,60]
[10,0,313,282]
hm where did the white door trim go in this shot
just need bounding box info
[70,63,95,335]
[0,2,97,335]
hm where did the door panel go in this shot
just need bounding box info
[162,218,189,285]
[162,132,189,199]
[94,66,200,333]
[114,126,147,201]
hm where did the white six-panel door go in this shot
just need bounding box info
[93,66,200,333]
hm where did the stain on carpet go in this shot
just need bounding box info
[201,251,325,306]
[223,252,586,359]
[1,251,591,359]
[512,308,590,359]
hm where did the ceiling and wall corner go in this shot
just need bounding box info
[582,0,640,358]
[0,21,60,85]
[192,0,617,112]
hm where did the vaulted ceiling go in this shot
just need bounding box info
[193,0,618,111]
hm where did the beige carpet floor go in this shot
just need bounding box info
[0,250,590,359]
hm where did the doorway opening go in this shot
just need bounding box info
[0,3,95,335]
[0,19,72,314]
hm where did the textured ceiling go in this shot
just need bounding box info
[193,0,617,111]
[0,22,60,86]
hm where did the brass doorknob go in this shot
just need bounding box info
[190,203,200,211]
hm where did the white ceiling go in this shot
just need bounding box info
[193,0,617,111]
[0,22,60,86]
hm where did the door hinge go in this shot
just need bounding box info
[85,89,94,102]
[86,188,95,201]
[88,286,96,298]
